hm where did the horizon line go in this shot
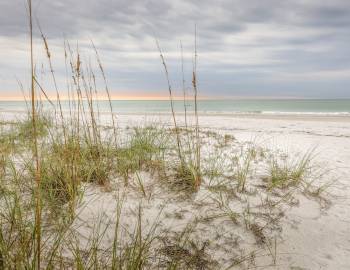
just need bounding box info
[1,96,350,101]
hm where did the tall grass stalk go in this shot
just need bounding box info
[156,39,184,165]
[38,25,67,144]
[192,25,201,188]
[28,0,42,267]
[157,32,202,190]
[180,41,188,129]
[92,42,118,146]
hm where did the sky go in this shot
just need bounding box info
[1,0,350,99]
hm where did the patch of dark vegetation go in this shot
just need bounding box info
[159,238,217,270]
[249,223,267,246]
[116,126,169,183]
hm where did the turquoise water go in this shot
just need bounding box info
[0,99,350,115]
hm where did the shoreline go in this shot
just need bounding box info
[2,109,350,123]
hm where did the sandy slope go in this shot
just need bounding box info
[209,115,350,269]
[112,113,350,269]
[1,110,349,269]
[205,115,350,269]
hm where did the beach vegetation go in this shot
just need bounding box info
[0,1,332,269]
[267,150,314,189]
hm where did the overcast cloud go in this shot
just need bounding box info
[1,0,350,98]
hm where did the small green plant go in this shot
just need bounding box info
[173,163,200,192]
[203,150,226,185]
[116,126,169,183]
[17,114,51,141]
[268,151,314,189]
[0,191,35,268]
[0,115,50,153]
[232,147,255,192]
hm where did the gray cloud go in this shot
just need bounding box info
[1,0,350,98]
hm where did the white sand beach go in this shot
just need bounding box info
[1,109,349,269]
[82,112,350,269]
[196,114,350,269]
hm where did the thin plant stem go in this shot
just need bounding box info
[91,41,118,147]
[38,25,67,144]
[156,39,184,165]
[192,24,201,188]
[180,41,188,129]
[28,0,42,268]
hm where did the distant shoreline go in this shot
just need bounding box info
[1,97,350,102]
[1,109,350,122]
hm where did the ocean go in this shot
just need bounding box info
[0,99,350,115]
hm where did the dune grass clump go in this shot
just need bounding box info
[39,156,78,206]
[20,128,116,216]
[231,145,257,192]
[0,161,72,269]
[203,151,226,184]
[234,154,253,192]
[0,115,51,154]
[0,177,158,269]
[47,137,115,186]
[0,125,18,155]
[0,191,35,268]
[157,32,202,191]
[128,126,169,166]
[16,114,51,141]
[116,126,169,183]
[78,142,115,185]
[0,156,5,181]
[172,163,201,192]
[267,151,314,189]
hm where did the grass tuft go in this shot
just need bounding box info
[267,151,314,189]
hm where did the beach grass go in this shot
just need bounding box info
[0,2,332,268]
